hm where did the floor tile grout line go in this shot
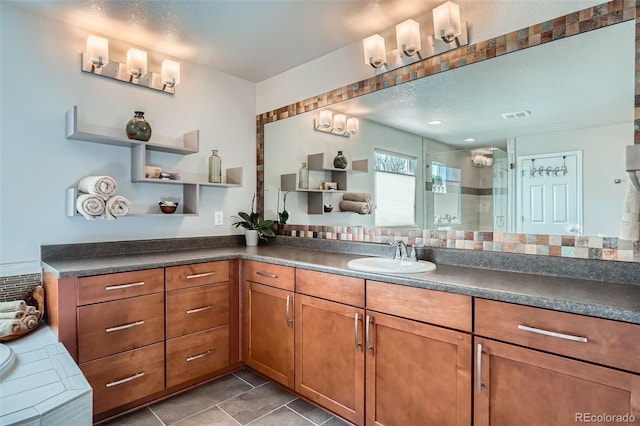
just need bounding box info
[243,396,299,426]
[147,406,167,426]
[232,371,259,388]
[216,405,244,426]
[283,404,324,426]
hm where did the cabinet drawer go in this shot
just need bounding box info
[243,260,294,291]
[80,342,165,415]
[296,269,364,307]
[166,261,229,291]
[366,281,472,332]
[77,293,165,363]
[166,325,230,388]
[166,283,230,339]
[475,298,640,373]
[78,268,164,305]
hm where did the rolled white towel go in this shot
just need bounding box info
[76,193,106,220]
[22,314,40,330]
[78,176,117,200]
[343,192,373,203]
[0,310,26,320]
[0,319,27,336]
[339,200,371,215]
[0,300,26,313]
[102,195,131,220]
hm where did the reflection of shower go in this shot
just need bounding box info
[492,149,508,232]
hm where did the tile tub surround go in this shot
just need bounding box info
[40,240,640,324]
[0,325,92,425]
[99,368,347,426]
[255,0,639,264]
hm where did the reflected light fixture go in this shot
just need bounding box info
[86,35,109,70]
[363,34,386,68]
[81,35,180,94]
[433,1,462,45]
[314,110,359,137]
[396,19,421,57]
[428,120,443,125]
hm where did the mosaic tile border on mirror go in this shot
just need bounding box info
[256,0,639,263]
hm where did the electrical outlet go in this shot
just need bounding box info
[214,211,223,226]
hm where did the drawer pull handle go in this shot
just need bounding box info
[354,313,362,350]
[365,315,373,355]
[186,272,216,279]
[106,372,145,388]
[517,324,588,343]
[186,349,216,362]
[106,320,145,333]
[477,343,482,394]
[105,281,145,291]
[256,271,277,279]
[187,305,215,314]
[285,295,293,327]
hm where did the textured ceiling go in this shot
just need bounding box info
[10,0,441,82]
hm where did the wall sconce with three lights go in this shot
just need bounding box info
[84,35,180,94]
[314,110,359,137]
[363,1,468,72]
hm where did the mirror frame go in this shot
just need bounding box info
[255,0,640,263]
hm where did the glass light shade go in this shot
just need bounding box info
[161,59,181,87]
[318,110,333,128]
[346,117,359,135]
[126,48,148,78]
[333,114,347,132]
[362,34,386,68]
[433,1,461,42]
[396,19,421,56]
[86,35,109,68]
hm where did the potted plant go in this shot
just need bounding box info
[232,194,275,246]
[277,189,290,225]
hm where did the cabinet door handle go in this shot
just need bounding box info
[105,281,144,291]
[477,343,482,395]
[106,372,145,388]
[106,320,144,333]
[256,271,277,279]
[186,271,216,279]
[517,324,588,343]
[187,305,215,314]
[365,315,373,355]
[186,349,216,362]
[285,295,294,326]
[354,313,362,350]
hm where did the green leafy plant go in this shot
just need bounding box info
[232,194,275,239]
[277,189,290,224]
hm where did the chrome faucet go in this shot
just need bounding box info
[393,241,408,261]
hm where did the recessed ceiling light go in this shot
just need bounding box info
[428,120,443,125]
[464,138,476,142]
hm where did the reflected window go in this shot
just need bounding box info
[374,149,417,227]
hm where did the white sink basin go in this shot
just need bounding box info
[0,343,16,378]
[347,257,436,274]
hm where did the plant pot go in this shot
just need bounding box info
[245,229,259,246]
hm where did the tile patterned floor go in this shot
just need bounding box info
[100,368,349,426]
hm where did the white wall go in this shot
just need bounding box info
[256,0,604,114]
[515,123,631,237]
[0,4,257,275]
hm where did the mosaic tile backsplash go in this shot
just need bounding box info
[257,0,640,264]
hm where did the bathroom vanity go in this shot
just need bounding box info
[40,238,640,424]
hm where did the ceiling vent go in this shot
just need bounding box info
[501,110,531,119]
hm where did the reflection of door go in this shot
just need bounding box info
[517,151,582,235]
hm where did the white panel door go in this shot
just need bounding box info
[518,152,582,235]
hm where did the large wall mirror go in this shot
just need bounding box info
[258,2,637,258]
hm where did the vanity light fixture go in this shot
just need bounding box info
[81,35,180,94]
[314,110,359,137]
[433,1,462,46]
[362,1,468,74]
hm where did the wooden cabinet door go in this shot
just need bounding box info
[295,294,365,425]
[365,311,472,426]
[474,337,640,426]
[243,281,294,387]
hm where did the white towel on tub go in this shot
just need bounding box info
[76,193,106,220]
[78,176,117,200]
[102,195,131,220]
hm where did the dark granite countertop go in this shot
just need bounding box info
[41,244,640,325]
